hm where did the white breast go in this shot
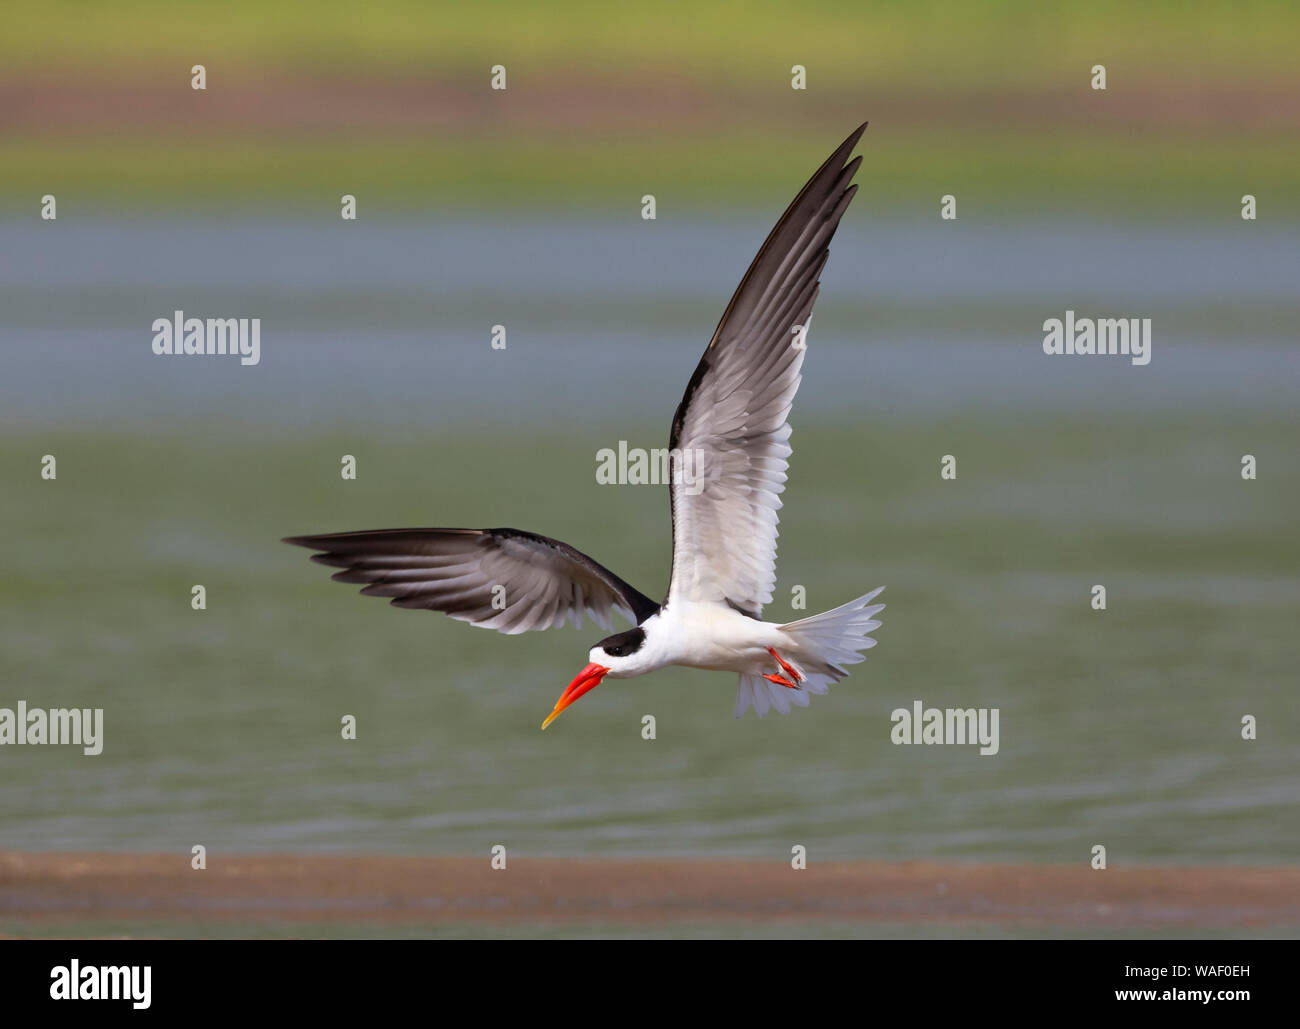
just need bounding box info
[646,602,786,675]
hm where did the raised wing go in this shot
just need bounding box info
[284,527,659,635]
[665,123,866,617]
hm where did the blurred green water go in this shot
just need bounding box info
[5,0,1298,942]
[3,413,1295,865]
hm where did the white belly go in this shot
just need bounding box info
[648,602,787,674]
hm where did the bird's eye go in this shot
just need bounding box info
[598,627,644,660]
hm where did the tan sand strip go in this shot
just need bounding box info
[2,852,1298,929]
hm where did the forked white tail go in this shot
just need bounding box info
[734,587,885,718]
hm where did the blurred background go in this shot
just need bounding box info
[1,1,1297,937]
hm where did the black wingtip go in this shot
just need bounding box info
[842,121,869,153]
[806,122,868,198]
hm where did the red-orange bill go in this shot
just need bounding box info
[541,662,609,730]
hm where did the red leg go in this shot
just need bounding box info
[763,672,799,689]
[767,647,803,683]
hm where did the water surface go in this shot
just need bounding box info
[1,215,1296,867]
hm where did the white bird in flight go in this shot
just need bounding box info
[286,122,884,729]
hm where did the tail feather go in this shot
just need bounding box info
[734,586,885,718]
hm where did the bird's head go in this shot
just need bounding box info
[541,626,647,729]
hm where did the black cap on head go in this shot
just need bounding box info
[598,627,646,657]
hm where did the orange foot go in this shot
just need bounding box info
[767,647,804,684]
[763,672,799,689]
